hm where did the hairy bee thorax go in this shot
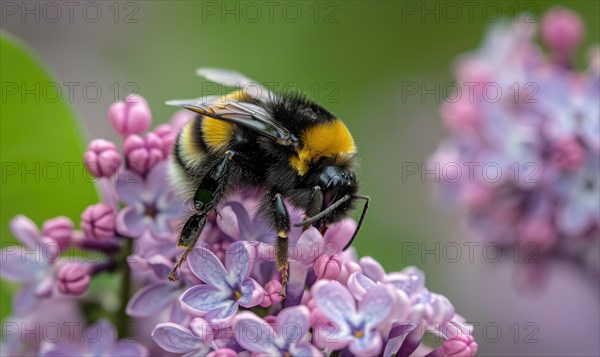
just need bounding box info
[289,119,356,175]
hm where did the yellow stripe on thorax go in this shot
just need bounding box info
[290,119,356,175]
[200,90,247,150]
[202,118,233,150]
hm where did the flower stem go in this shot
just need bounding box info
[116,238,133,339]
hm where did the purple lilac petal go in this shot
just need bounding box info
[111,341,149,357]
[347,272,377,301]
[189,317,214,343]
[146,254,174,279]
[40,341,81,357]
[359,285,394,329]
[151,213,176,240]
[313,322,352,351]
[116,205,148,237]
[187,247,228,289]
[204,300,239,325]
[313,281,357,328]
[274,306,310,341]
[35,274,54,297]
[146,161,170,194]
[10,215,40,248]
[290,342,324,357]
[126,282,180,317]
[389,322,427,357]
[225,241,252,281]
[84,319,118,355]
[238,278,264,307]
[180,284,230,316]
[285,261,309,307]
[217,204,244,239]
[323,219,356,253]
[349,329,383,356]
[152,323,207,353]
[115,169,145,205]
[0,246,46,281]
[291,227,324,264]
[13,283,37,315]
[359,256,386,282]
[234,312,280,355]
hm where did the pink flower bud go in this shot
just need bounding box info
[542,7,583,56]
[84,139,121,178]
[57,263,91,296]
[123,133,164,176]
[207,348,237,357]
[260,280,282,307]
[314,254,342,280]
[153,124,176,157]
[42,216,73,251]
[552,136,584,171]
[81,203,116,241]
[109,94,152,136]
[443,334,478,357]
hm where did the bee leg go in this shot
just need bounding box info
[304,186,323,231]
[169,150,239,281]
[272,193,290,299]
[169,213,208,281]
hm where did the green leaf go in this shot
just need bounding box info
[0,32,98,320]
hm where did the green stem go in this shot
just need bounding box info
[116,238,133,339]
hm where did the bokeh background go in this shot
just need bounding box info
[1,1,599,355]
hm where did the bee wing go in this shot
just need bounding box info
[196,68,273,102]
[166,98,295,146]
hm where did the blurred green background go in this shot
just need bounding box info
[1,1,599,355]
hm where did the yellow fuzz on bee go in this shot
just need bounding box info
[179,120,205,165]
[290,119,356,175]
[200,90,247,150]
[202,117,233,150]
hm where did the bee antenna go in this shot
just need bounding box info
[293,195,351,227]
[343,195,370,251]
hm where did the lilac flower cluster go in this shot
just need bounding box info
[1,93,477,356]
[430,8,599,279]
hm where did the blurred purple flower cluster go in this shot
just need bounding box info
[2,94,476,356]
[431,8,599,280]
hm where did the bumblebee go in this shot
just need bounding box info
[167,68,369,298]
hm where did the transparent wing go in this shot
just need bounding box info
[196,67,272,102]
[166,97,295,146]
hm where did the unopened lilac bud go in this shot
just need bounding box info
[57,263,91,296]
[154,124,176,157]
[42,216,73,251]
[84,139,121,178]
[124,133,164,176]
[260,280,282,307]
[81,203,116,240]
[109,94,152,136]
[542,7,583,57]
[314,254,342,280]
[443,334,478,357]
